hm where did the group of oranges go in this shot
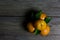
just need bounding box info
[27,10,51,36]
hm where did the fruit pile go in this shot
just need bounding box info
[27,10,52,36]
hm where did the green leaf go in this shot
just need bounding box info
[44,17,52,23]
[34,29,40,35]
[35,10,42,20]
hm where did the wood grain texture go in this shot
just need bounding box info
[0,17,60,40]
[0,0,60,16]
[0,0,60,40]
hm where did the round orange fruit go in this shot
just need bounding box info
[40,25,50,36]
[27,22,35,33]
[34,20,47,31]
[40,13,47,20]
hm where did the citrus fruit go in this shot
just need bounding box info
[40,13,47,20]
[27,22,35,33]
[40,25,50,36]
[34,20,47,31]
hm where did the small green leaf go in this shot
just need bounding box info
[35,10,42,20]
[44,17,52,23]
[34,29,40,35]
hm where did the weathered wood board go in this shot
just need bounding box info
[0,0,60,16]
[0,17,60,40]
[0,0,60,40]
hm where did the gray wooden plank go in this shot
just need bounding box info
[0,17,60,40]
[0,0,60,16]
[1,17,60,34]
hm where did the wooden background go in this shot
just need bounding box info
[0,0,60,40]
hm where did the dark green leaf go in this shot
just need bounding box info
[35,10,42,20]
[44,17,52,23]
[34,29,40,35]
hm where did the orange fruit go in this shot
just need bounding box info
[40,13,47,20]
[40,25,50,36]
[34,20,47,31]
[27,22,35,33]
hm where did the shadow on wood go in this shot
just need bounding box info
[22,8,38,32]
[0,32,5,39]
